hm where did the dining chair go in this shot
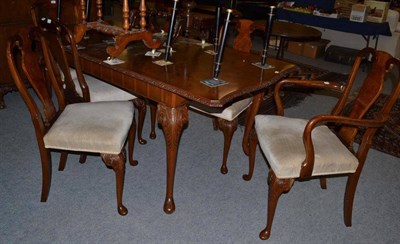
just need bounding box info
[244,47,400,240]
[31,0,151,146]
[7,28,137,216]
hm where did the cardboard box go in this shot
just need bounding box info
[287,41,304,55]
[365,0,389,23]
[302,39,331,58]
[350,4,368,22]
[334,0,359,18]
[287,39,330,58]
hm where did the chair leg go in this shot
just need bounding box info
[128,115,138,166]
[39,149,52,202]
[101,152,128,216]
[133,99,147,145]
[79,154,87,164]
[320,177,327,189]
[212,117,219,131]
[217,118,238,174]
[259,170,294,240]
[243,128,257,181]
[344,171,362,227]
[58,152,68,171]
[149,101,157,139]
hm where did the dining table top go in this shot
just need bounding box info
[76,37,299,108]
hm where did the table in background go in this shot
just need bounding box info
[70,37,298,213]
[253,20,322,59]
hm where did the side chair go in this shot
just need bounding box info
[7,28,138,216]
[244,47,400,240]
[31,0,151,145]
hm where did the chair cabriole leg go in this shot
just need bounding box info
[133,99,147,145]
[149,101,157,139]
[101,152,128,216]
[259,170,293,240]
[128,114,138,166]
[217,118,238,174]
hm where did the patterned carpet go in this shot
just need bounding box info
[351,94,400,158]
[239,59,400,158]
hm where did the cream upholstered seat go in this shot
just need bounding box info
[69,68,136,102]
[245,48,400,240]
[255,115,358,179]
[44,101,134,154]
[190,97,253,121]
[7,28,138,216]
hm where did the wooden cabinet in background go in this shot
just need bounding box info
[0,0,79,109]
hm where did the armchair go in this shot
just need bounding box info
[245,47,400,240]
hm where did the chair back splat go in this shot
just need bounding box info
[8,28,60,130]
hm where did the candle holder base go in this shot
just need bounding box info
[153,60,173,66]
[252,62,274,69]
[201,77,228,87]
[204,50,217,55]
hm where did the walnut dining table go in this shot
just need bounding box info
[69,37,298,214]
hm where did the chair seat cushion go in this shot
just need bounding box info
[70,68,137,102]
[255,115,359,179]
[190,97,253,121]
[43,101,134,154]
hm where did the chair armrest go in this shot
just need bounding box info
[299,114,388,178]
[273,78,345,116]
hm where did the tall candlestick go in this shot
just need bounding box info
[261,6,276,65]
[86,0,90,21]
[213,2,223,53]
[164,0,179,61]
[213,8,232,78]
[57,0,62,21]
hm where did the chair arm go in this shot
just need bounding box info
[273,79,345,115]
[299,114,388,178]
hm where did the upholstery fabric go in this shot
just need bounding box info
[70,68,137,102]
[44,101,134,154]
[255,115,359,179]
[190,97,253,121]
